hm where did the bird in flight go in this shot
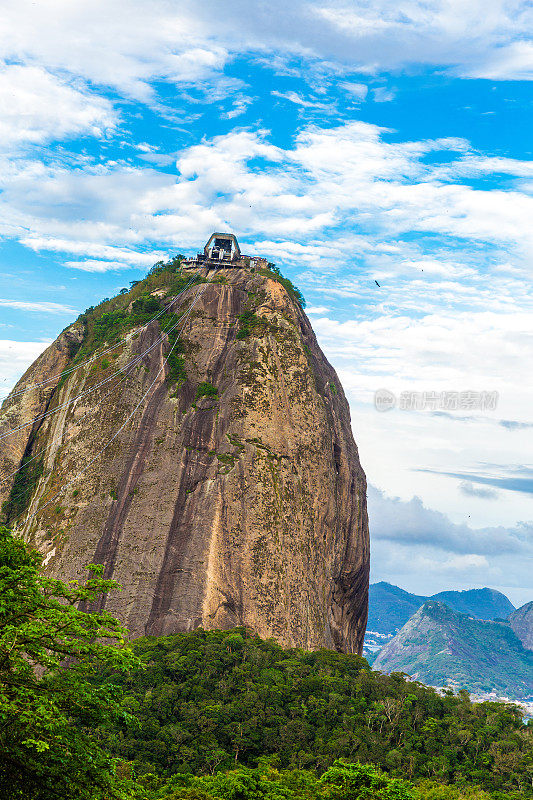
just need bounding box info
[374,280,381,287]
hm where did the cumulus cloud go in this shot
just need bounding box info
[368,484,533,603]
[0,0,530,126]
[0,1,230,102]
[313,0,533,80]
[310,307,533,406]
[368,485,528,554]
[0,64,116,146]
[3,121,533,273]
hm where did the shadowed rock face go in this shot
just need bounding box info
[509,602,533,650]
[0,266,369,653]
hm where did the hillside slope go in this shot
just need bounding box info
[0,260,369,653]
[373,601,533,698]
[367,582,427,633]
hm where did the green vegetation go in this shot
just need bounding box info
[145,761,417,800]
[258,263,306,308]
[1,451,43,523]
[71,255,205,364]
[165,324,187,387]
[1,531,531,800]
[75,294,162,358]
[75,297,187,389]
[368,583,515,636]
[93,629,532,797]
[236,307,269,339]
[235,263,304,340]
[196,381,219,399]
[0,526,138,800]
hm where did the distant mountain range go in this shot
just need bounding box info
[373,600,533,700]
[367,582,516,634]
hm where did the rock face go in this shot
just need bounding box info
[509,602,533,651]
[0,325,84,512]
[373,600,533,699]
[0,264,369,653]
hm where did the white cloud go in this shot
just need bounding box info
[368,485,533,601]
[0,1,230,101]
[1,119,532,306]
[469,40,533,80]
[0,339,52,399]
[0,64,115,146]
[271,90,334,112]
[311,309,533,402]
[306,299,532,529]
[21,236,167,266]
[134,142,158,153]
[459,480,499,499]
[372,86,396,102]
[368,485,527,555]
[221,96,253,119]
[63,260,134,272]
[0,0,530,123]
[313,0,533,80]
[339,81,368,100]
[0,299,76,314]
[444,554,489,570]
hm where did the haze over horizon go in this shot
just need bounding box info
[0,0,531,605]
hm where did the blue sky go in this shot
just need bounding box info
[0,0,532,604]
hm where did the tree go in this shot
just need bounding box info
[0,526,138,800]
[319,761,416,800]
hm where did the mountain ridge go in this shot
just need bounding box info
[368,581,515,634]
[373,600,533,699]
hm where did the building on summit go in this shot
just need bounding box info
[182,232,269,269]
[204,233,241,262]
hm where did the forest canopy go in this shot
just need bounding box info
[1,529,531,800]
